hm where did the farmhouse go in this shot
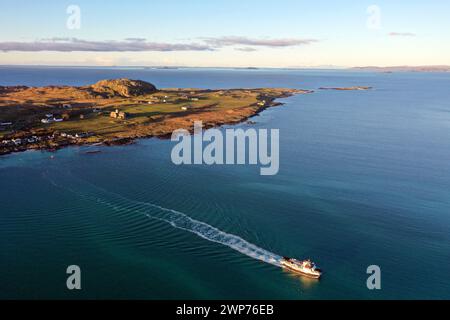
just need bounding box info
[110,109,128,120]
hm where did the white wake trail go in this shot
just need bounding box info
[46,173,282,266]
[142,205,282,266]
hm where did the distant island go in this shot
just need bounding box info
[319,86,372,91]
[352,65,450,73]
[0,78,309,156]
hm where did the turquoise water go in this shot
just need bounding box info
[1,67,450,299]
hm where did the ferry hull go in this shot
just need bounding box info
[281,265,322,279]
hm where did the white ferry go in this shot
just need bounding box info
[280,257,322,279]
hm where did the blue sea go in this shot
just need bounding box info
[1,66,450,299]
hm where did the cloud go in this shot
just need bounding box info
[235,47,258,52]
[388,32,416,37]
[0,38,214,52]
[0,36,318,53]
[203,36,319,48]
[124,37,147,42]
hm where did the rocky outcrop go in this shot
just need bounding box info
[89,78,157,98]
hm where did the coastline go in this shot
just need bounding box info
[0,84,309,157]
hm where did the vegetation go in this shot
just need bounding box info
[0,79,307,155]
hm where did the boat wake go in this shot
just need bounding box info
[144,205,282,267]
[45,172,282,267]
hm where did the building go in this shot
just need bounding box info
[75,132,93,139]
[110,109,128,120]
[257,100,267,106]
[41,117,63,124]
[27,136,39,144]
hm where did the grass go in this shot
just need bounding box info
[1,87,298,143]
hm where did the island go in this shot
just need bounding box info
[319,86,372,91]
[0,78,309,156]
[352,65,450,73]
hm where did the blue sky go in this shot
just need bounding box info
[0,0,449,67]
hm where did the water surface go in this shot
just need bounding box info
[1,67,450,299]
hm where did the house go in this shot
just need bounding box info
[0,122,12,126]
[27,136,38,144]
[12,138,22,146]
[41,117,63,124]
[75,132,92,139]
[181,106,188,111]
[45,113,54,118]
[2,140,12,146]
[62,104,72,109]
[257,100,267,106]
[110,109,128,120]
[118,112,127,119]
[190,98,199,101]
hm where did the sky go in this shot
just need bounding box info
[0,0,449,67]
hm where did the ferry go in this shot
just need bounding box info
[280,257,322,279]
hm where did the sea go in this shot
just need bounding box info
[1,66,450,299]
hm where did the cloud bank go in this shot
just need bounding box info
[0,36,318,52]
[203,36,318,48]
[0,38,213,52]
